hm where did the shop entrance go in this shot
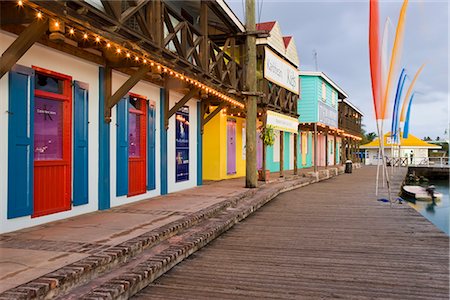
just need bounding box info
[32,68,72,217]
[227,118,236,174]
[128,95,147,196]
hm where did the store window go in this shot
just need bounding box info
[34,97,63,160]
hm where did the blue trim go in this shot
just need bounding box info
[73,81,89,206]
[98,67,110,210]
[196,101,202,186]
[8,65,35,219]
[160,88,168,195]
[116,97,129,196]
[147,101,156,190]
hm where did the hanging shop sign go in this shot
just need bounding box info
[175,106,189,182]
[264,47,300,94]
[318,101,338,128]
[266,110,299,134]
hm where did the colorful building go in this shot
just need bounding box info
[361,133,441,165]
[298,71,356,169]
[256,21,300,177]
[338,98,364,162]
[0,0,246,233]
[202,20,301,180]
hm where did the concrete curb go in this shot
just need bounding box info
[0,166,347,300]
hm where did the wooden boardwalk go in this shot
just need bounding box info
[134,167,449,299]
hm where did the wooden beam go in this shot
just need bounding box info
[120,0,148,23]
[202,101,227,127]
[168,88,199,119]
[163,81,169,130]
[200,0,209,71]
[0,18,48,79]
[107,64,151,109]
[104,66,113,123]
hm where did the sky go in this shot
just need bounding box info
[227,0,449,140]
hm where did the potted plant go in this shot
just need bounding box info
[258,125,275,181]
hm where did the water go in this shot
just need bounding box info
[408,180,449,235]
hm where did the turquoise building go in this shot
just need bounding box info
[298,72,348,168]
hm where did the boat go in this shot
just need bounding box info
[401,185,443,201]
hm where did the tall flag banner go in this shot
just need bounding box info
[400,64,425,122]
[403,93,415,138]
[381,17,392,103]
[369,0,381,119]
[391,68,407,142]
[381,0,409,120]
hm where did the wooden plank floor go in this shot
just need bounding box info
[134,167,449,299]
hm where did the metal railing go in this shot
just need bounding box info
[384,156,449,167]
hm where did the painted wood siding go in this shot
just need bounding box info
[285,37,300,67]
[298,76,318,123]
[320,78,338,110]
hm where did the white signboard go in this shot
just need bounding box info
[318,102,338,128]
[264,47,299,94]
[266,110,299,134]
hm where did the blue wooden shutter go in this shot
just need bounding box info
[147,101,156,190]
[116,97,129,196]
[8,65,35,219]
[73,81,89,206]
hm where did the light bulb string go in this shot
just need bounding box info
[17,0,245,109]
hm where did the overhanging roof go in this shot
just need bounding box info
[338,98,364,116]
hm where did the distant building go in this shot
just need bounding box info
[360,133,441,165]
[338,98,364,162]
[298,71,362,168]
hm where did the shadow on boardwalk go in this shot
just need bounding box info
[135,166,449,299]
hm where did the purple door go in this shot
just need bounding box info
[227,119,236,174]
[257,131,263,170]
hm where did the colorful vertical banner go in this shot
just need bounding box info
[403,93,414,138]
[369,0,381,119]
[391,68,407,142]
[175,106,189,182]
[381,0,409,120]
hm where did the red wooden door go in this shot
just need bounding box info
[128,94,147,196]
[32,67,72,217]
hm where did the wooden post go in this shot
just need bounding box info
[293,132,298,175]
[104,65,112,123]
[153,0,163,47]
[313,123,318,172]
[200,1,209,71]
[325,128,328,169]
[279,131,284,177]
[245,0,257,188]
[334,131,338,165]
[262,111,267,181]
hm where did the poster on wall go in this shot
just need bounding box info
[175,106,189,182]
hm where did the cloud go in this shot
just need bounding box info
[226,0,449,137]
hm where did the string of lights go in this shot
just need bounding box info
[17,0,245,109]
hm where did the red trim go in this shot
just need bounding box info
[32,66,72,218]
[129,92,147,100]
[128,95,147,197]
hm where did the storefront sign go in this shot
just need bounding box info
[264,47,299,94]
[266,110,299,134]
[318,102,338,128]
[175,106,189,182]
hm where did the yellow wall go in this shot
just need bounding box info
[203,111,246,180]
